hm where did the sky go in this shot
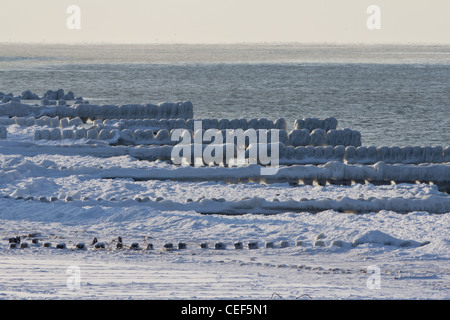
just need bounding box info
[0,0,449,44]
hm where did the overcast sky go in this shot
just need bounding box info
[1,0,449,44]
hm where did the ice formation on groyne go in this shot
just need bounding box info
[0,100,194,120]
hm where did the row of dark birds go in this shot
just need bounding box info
[6,235,285,251]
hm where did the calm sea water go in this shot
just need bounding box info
[0,43,449,146]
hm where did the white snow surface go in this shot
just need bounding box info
[0,152,449,300]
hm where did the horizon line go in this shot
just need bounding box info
[1,40,450,46]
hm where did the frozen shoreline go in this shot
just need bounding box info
[0,97,449,300]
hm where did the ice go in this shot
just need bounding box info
[118,129,133,144]
[98,129,110,140]
[74,128,86,140]
[288,129,310,146]
[0,101,33,117]
[445,147,450,162]
[21,90,40,100]
[0,126,6,139]
[1,93,449,299]
[155,129,170,143]
[49,128,62,141]
[323,145,335,160]
[325,129,362,147]
[62,129,75,140]
[309,129,326,146]
[86,129,98,140]
[67,117,83,128]
[352,230,423,247]
[0,117,13,125]
[0,100,194,120]
[294,117,338,131]
[274,118,287,130]
[294,146,305,160]
[284,146,295,159]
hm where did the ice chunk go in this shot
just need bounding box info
[324,117,338,131]
[98,129,110,140]
[431,146,444,163]
[325,129,360,147]
[366,146,377,163]
[0,117,13,125]
[314,146,324,159]
[59,117,70,128]
[444,147,450,162]
[39,129,50,140]
[309,129,326,146]
[219,119,230,130]
[294,146,305,160]
[62,91,75,100]
[352,230,422,247]
[155,129,170,142]
[376,146,389,162]
[86,128,98,140]
[144,129,155,141]
[288,129,310,147]
[304,146,315,159]
[33,130,41,140]
[49,128,61,140]
[387,146,401,163]
[273,118,286,130]
[0,101,33,117]
[159,119,169,130]
[344,146,356,163]
[350,130,362,147]
[247,118,258,130]
[334,145,345,161]
[278,130,289,146]
[62,129,74,140]
[294,117,337,131]
[74,128,86,140]
[323,145,334,160]
[284,146,295,159]
[13,116,27,126]
[21,90,40,100]
[118,129,133,144]
[69,117,83,127]
[355,146,367,162]
[132,129,146,143]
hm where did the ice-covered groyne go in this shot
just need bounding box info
[111,117,287,131]
[0,100,194,120]
[1,89,86,104]
[0,94,448,174]
[294,117,338,131]
[31,126,363,148]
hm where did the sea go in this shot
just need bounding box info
[0,43,449,147]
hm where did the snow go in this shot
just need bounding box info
[0,102,449,300]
